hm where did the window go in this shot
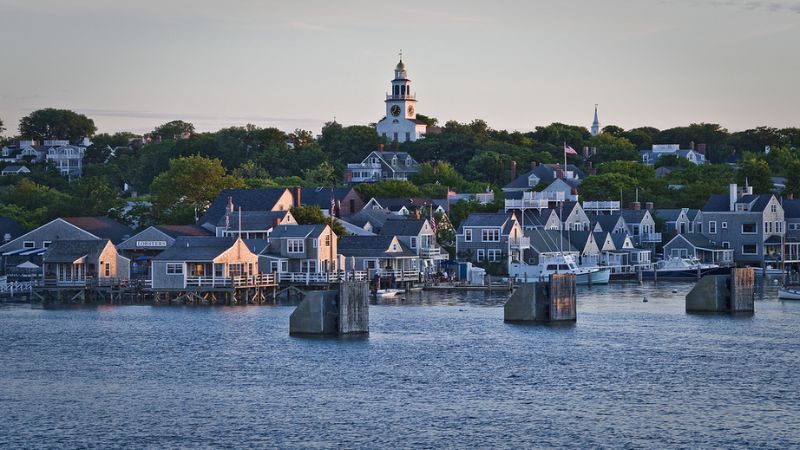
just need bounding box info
[301,260,316,273]
[708,221,717,234]
[476,249,485,262]
[166,263,183,275]
[765,222,772,233]
[281,261,289,272]
[721,222,727,229]
[366,260,377,270]
[287,239,304,253]
[393,132,398,142]
[777,221,784,233]
[488,249,501,262]
[43,241,52,248]
[742,223,756,233]
[23,241,35,248]
[405,132,410,141]
[464,229,472,242]
[312,238,318,248]
[410,237,417,248]
[771,204,777,213]
[722,241,730,249]
[104,263,110,277]
[325,235,331,246]
[482,229,500,242]
[742,245,758,255]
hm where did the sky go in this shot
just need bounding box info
[0,0,798,136]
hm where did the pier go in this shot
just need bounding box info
[685,267,755,313]
[504,273,577,323]
[289,280,369,336]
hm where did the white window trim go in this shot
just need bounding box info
[23,241,35,248]
[708,221,717,234]
[166,263,183,275]
[287,239,305,254]
[722,241,730,249]
[476,249,485,262]
[741,245,758,255]
[742,223,757,234]
[721,222,727,229]
[464,229,472,242]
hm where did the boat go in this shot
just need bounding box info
[641,257,722,280]
[373,288,404,298]
[508,254,611,285]
[778,287,800,300]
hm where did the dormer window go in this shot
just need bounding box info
[406,156,412,166]
[391,156,398,166]
[528,175,538,187]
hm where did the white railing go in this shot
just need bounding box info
[419,246,441,257]
[185,273,276,288]
[0,281,32,293]
[347,163,382,169]
[277,271,370,284]
[385,93,416,100]
[505,198,549,210]
[379,269,420,282]
[509,237,530,249]
[583,201,621,212]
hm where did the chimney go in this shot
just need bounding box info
[227,196,234,213]
[379,143,384,152]
[273,218,281,228]
[645,202,654,210]
[511,160,517,181]
[689,141,695,150]
[294,186,302,207]
[697,143,707,154]
[630,202,641,210]
[556,169,563,179]
[729,183,737,211]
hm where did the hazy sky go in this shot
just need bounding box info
[1,0,798,136]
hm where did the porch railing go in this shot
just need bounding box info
[185,273,276,288]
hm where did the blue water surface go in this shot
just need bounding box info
[1,282,799,449]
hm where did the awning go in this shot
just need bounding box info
[16,261,39,269]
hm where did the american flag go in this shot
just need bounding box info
[564,143,577,155]
[430,216,437,234]
[330,188,336,217]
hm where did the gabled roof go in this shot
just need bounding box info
[667,233,725,250]
[653,209,683,222]
[338,235,416,258]
[378,218,428,237]
[459,213,513,228]
[563,230,593,250]
[153,224,212,238]
[2,165,29,173]
[686,209,701,221]
[43,240,110,263]
[781,199,800,219]
[554,201,580,220]
[610,233,631,249]
[364,151,419,172]
[521,209,557,227]
[703,193,774,212]
[200,188,290,227]
[300,187,355,209]
[620,209,649,223]
[591,213,624,232]
[344,208,396,231]
[62,217,134,244]
[371,197,414,212]
[269,224,328,239]
[152,237,237,261]
[215,211,290,230]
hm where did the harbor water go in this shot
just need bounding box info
[1,282,799,448]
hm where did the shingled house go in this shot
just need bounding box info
[41,240,130,287]
[150,237,260,290]
[199,188,295,231]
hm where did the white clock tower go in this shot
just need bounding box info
[376,57,427,143]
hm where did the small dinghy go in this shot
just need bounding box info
[374,289,403,299]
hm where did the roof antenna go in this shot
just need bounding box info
[238,206,242,239]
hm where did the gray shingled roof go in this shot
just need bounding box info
[620,209,648,223]
[215,211,289,229]
[200,188,290,227]
[703,193,774,212]
[152,237,237,261]
[300,187,355,209]
[668,233,724,250]
[653,209,682,222]
[43,240,109,263]
[460,213,512,228]
[338,235,416,258]
[525,230,578,253]
[782,199,800,219]
[591,214,623,232]
[62,217,134,244]
[153,224,212,238]
[344,209,396,231]
[269,224,327,239]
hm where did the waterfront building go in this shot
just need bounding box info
[214,210,296,239]
[699,184,789,264]
[338,235,419,279]
[117,225,212,279]
[653,208,693,235]
[455,213,525,272]
[590,213,628,234]
[375,58,428,143]
[663,233,735,265]
[640,144,706,165]
[378,218,447,272]
[260,224,339,274]
[523,230,579,265]
[41,240,130,287]
[619,208,661,246]
[150,237,260,290]
[346,149,420,183]
[518,208,561,231]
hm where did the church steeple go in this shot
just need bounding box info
[591,104,600,136]
[376,53,425,143]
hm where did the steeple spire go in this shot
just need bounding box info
[591,104,600,136]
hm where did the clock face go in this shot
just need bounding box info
[391,105,401,117]
[407,105,414,116]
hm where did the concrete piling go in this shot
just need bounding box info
[289,281,369,336]
[504,273,577,323]
[685,267,755,313]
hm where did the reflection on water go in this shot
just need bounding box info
[1,281,799,448]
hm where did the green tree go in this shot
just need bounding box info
[578,173,638,201]
[303,161,338,186]
[410,161,469,191]
[601,125,625,137]
[290,205,346,236]
[0,116,4,135]
[784,161,800,198]
[318,122,382,171]
[354,180,421,200]
[588,133,638,163]
[152,120,195,140]
[623,126,660,150]
[414,114,438,127]
[2,178,75,223]
[18,108,97,141]
[736,154,773,193]
[71,176,122,216]
[150,155,244,224]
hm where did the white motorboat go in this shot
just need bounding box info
[508,254,611,285]
[778,287,800,300]
[374,289,404,298]
[642,257,722,280]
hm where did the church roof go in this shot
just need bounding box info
[396,59,405,70]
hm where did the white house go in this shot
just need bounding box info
[640,144,705,165]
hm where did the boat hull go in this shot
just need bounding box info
[778,288,800,300]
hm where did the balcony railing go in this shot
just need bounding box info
[347,163,382,169]
[509,237,531,249]
[505,198,549,210]
[385,93,416,100]
[419,246,442,258]
[583,201,621,212]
